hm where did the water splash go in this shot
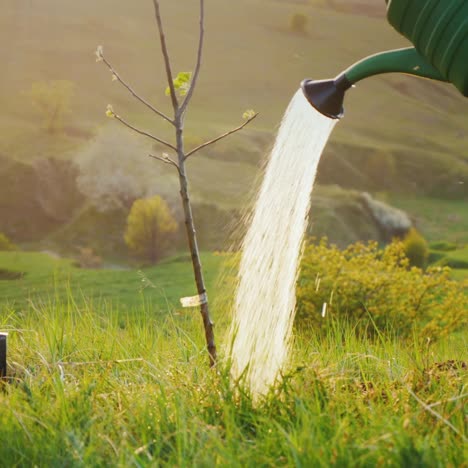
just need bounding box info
[229,90,337,398]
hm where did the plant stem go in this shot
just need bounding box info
[175,117,217,366]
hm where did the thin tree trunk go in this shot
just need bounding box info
[175,118,217,366]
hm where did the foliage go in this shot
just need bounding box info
[0,233,16,251]
[165,71,192,97]
[47,204,128,261]
[76,127,159,212]
[289,12,308,34]
[429,240,458,252]
[296,239,467,339]
[125,196,178,264]
[24,80,75,133]
[0,301,465,466]
[403,228,429,269]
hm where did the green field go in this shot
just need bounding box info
[0,251,226,314]
[1,2,467,463]
[0,251,466,466]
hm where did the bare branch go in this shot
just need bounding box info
[428,393,468,409]
[148,153,180,172]
[179,0,204,117]
[153,0,179,112]
[59,358,144,367]
[113,114,177,151]
[407,387,467,441]
[99,54,174,125]
[185,113,259,160]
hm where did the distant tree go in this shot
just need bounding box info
[289,13,308,34]
[125,195,178,264]
[96,0,258,366]
[76,127,154,212]
[0,233,16,251]
[24,80,75,133]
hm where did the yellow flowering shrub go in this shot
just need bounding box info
[296,239,467,339]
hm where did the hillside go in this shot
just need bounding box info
[1,0,467,254]
[2,1,467,157]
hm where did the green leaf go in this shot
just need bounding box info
[243,109,256,120]
[165,71,193,97]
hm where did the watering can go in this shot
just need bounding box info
[301,0,468,119]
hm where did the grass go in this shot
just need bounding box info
[0,299,466,466]
[0,249,466,464]
[1,1,467,461]
[430,245,468,280]
[386,195,468,245]
[0,251,225,314]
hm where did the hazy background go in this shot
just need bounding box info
[1,0,467,259]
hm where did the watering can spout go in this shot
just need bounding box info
[300,75,352,120]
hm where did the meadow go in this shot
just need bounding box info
[0,250,467,466]
[1,1,467,465]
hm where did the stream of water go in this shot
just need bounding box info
[229,90,337,398]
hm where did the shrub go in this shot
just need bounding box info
[0,233,16,251]
[124,195,178,264]
[296,239,467,339]
[444,256,468,270]
[403,228,429,268]
[429,241,457,252]
[289,13,308,34]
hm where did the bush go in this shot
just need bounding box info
[125,196,178,264]
[444,256,468,270]
[429,241,457,252]
[296,239,467,339]
[0,233,16,251]
[289,13,308,34]
[402,228,429,269]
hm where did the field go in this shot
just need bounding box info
[0,251,225,314]
[1,252,467,466]
[1,1,467,464]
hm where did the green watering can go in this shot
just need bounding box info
[301,0,468,119]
